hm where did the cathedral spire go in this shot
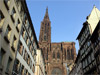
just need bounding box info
[44,7,49,20]
[39,7,51,43]
[46,7,48,14]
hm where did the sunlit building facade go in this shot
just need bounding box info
[35,49,45,75]
[0,0,22,74]
[12,0,39,75]
[0,0,39,75]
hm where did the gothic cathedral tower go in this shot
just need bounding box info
[39,7,51,74]
[39,7,76,75]
[39,7,51,43]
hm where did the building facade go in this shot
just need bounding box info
[35,49,45,75]
[39,7,76,75]
[76,6,100,75]
[0,0,22,74]
[90,21,100,74]
[69,50,83,75]
[12,0,39,75]
[0,0,39,75]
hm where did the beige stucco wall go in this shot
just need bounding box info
[35,49,45,75]
[0,0,21,74]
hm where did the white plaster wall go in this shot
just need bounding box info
[87,6,100,34]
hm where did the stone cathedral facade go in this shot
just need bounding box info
[39,7,76,75]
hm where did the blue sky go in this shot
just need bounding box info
[26,0,100,54]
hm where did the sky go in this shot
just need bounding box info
[26,0,100,54]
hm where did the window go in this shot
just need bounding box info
[11,7,16,23]
[33,64,35,73]
[6,57,12,72]
[45,23,47,33]
[85,59,88,67]
[22,27,25,38]
[31,36,33,41]
[26,37,29,45]
[53,51,55,59]
[26,70,28,75]
[18,41,23,55]
[16,19,20,32]
[57,52,60,59]
[30,60,32,69]
[24,33,27,42]
[44,35,46,41]
[28,55,30,65]
[29,29,32,36]
[98,36,100,41]
[20,6,23,17]
[13,59,20,74]
[29,44,32,52]
[87,41,90,47]
[21,65,24,75]
[91,52,94,60]
[0,48,5,65]
[24,50,27,61]
[0,10,5,28]
[4,25,11,43]
[46,54,48,60]
[82,61,85,68]
[26,21,29,30]
[71,49,74,60]
[4,0,10,10]
[32,51,34,58]
[88,55,91,64]
[17,2,21,12]
[11,35,17,51]
[24,68,26,75]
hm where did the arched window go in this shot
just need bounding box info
[44,35,46,41]
[53,51,55,59]
[46,48,48,60]
[46,54,48,60]
[51,68,62,75]
[57,52,60,59]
